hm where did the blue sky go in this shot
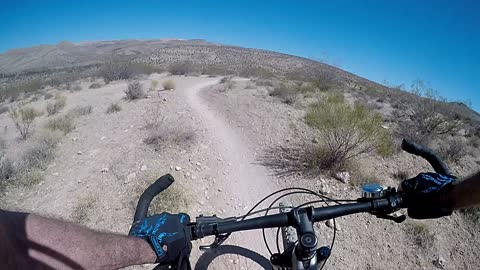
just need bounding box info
[1,0,479,110]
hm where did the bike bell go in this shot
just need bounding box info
[361,183,386,198]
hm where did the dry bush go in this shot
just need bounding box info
[9,106,42,139]
[44,93,54,100]
[143,125,196,151]
[405,221,435,249]
[124,81,145,100]
[0,105,8,115]
[269,84,297,104]
[71,84,82,91]
[89,83,102,89]
[150,80,159,91]
[162,79,176,90]
[21,169,44,187]
[239,66,275,79]
[461,207,480,225]
[106,103,121,114]
[19,131,62,173]
[71,195,97,224]
[436,138,467,164]
[168,61,193,75]
[135,175,190,214]
[99,60,133,84]
[130,62,163,75]
[69,105,93,116]
[45,114,76,134]
[0,140,15,185]
[46,95,67,116]
[305,93,393,170]
[0,79,45,103]
[393,169,410,181]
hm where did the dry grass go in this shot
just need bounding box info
[69,105,93,116]
[106,103,121,114]
[162,79,176,90]
[393,169,410,181]
[269,84,297,104]
[143,125,196,151]
[405,221,435,249]
[45,114,76,134]
[70,195,97,224]
[436,138,467,164]
[150,80,159,91]
[46,95,67,116]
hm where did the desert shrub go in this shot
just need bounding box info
[168,61,193,75]
[44,93,54,100]
[0,140,15,184]
[89,83,102,89]
[436,138,467,164]
[9,106,42,139]
[150,80,159,91]
[393,169,410,181]
[71,84,82,91]
[405,221,435,249]
[395,81,463,145]
[46,95,67,116]
[469,135,480,148]
[69,105,93,116]
[305,93,393,170]
[124,81,145,100]
[0,79,44,102]
[0,105,8,115]
[130,63,162,75]
[162,79,176,90]
[20,132,61,171]
[45,114,75,134]
[106,103,121,114]
[21,169,44,187]
[269,84,297,104]
[238,66,275,79]
[99,60,133,84]
[461,207,480,225]
[71,195,97,224]
[143,125,196,151]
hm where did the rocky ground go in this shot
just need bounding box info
[0,74,479,270]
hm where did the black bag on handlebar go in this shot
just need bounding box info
[401,172,457,219]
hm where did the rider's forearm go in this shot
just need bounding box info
[0,210,156,270]
[444,172,480,210]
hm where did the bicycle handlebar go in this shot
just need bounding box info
[191,195,403,239]
[401,139,451,175]
[133,174,175,223]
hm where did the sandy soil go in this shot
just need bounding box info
[1,75,479,270]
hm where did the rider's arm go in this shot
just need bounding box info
[443,172,480,210]
[0,210,156,270]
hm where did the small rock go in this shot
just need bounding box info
[72,137,78,141]
[77,151,83,155]
[229,259,234,264]
[127,172,136,182]
[101,167,109,173]
[325,219,341,231]
[233,259,239,264]
[163,98,168,102]
[100,136,106,141]
[312,137,319,143]
[195,162,201,166]
[175,166,182,171]
[433,256,446,269]
[140,165,148,171]
[218,188,223,192]
[334,172,350,184]
[52,172,59,176]
[199,201,205,206]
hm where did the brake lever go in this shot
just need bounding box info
[193,214,237,251]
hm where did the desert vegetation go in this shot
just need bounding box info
[9,106,42,139]
[46,95,67,116]
[162,79,176,90]
[124,81,145,100]
[106,103,121,113]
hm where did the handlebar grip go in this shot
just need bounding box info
[133,174,175,223]
[401,139,451,175]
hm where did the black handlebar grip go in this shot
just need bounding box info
[133,174,175,223]
[401,139,451,175]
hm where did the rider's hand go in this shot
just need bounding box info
[400,172,457,219]
[129,212,191,266]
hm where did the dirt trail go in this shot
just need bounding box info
[182,80,278,263]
